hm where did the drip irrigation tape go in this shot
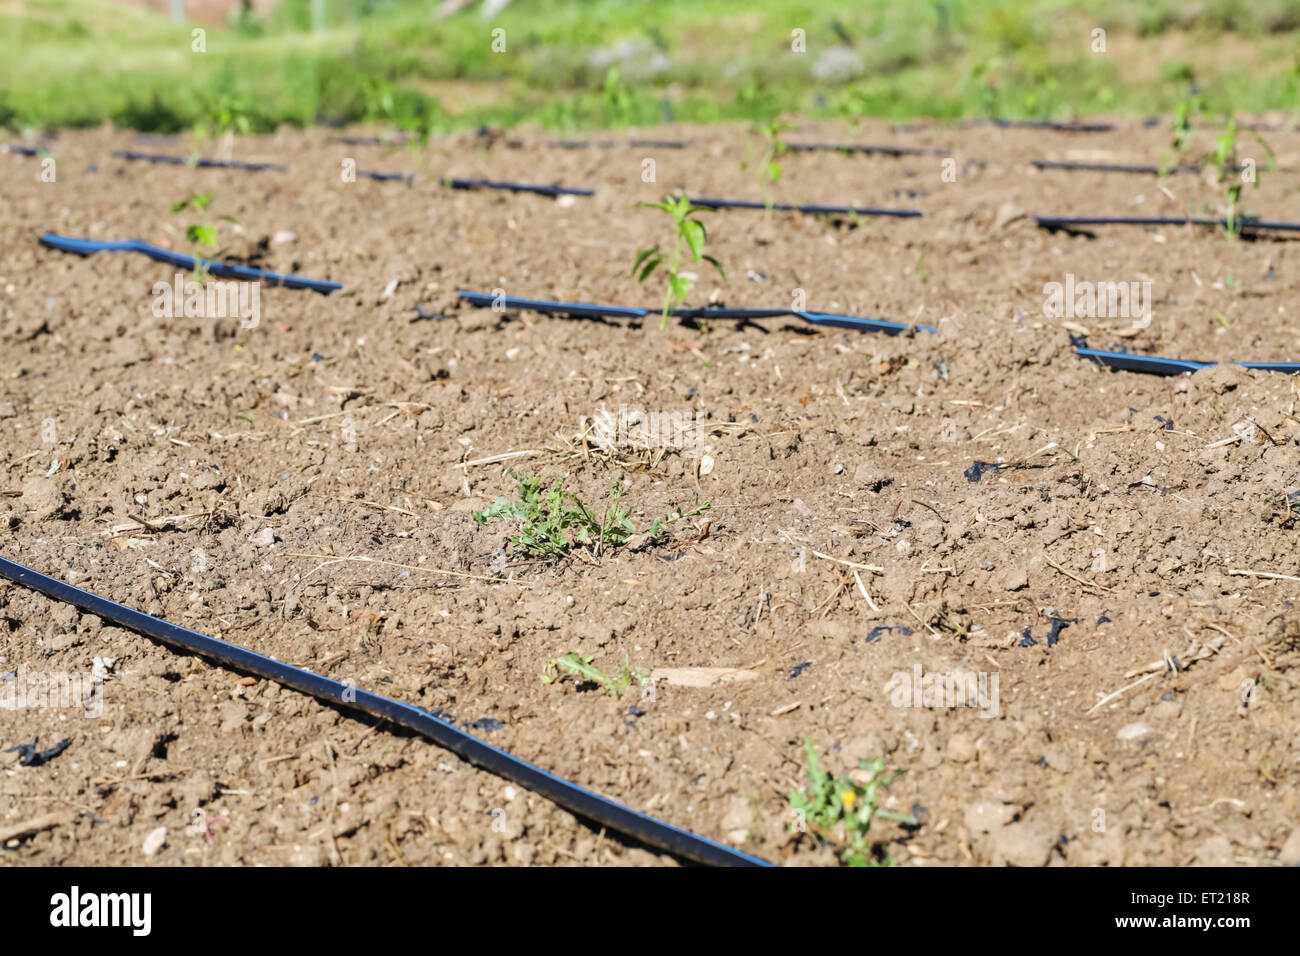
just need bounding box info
[458,291,937,335]
[334,135,408,146]
[787,142,950,157]
[627,138,693,149]
[5,144,50,156]
[39,234,342,293]
[0,554,771,868]
[964,119,1115,132]
[112,150,287,172]
[1030,160,1201,175]
[689,197,922,218]
[441,177,594,197]
[546,139,692,150]
[1035,215,1300,234]
[1077,346,1300,376]
[357,169,414,184]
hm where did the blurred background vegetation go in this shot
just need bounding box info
[3,0,1299,134]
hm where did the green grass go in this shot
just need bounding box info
[4,1,1300,134]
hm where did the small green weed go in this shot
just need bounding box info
[646,501,711,545]
[788,739,916,867]
[542,651,650,699]
[474,472,710,561]
[473,472,634,559]
[632,194,726,330]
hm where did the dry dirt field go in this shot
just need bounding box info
[1,116,1299,866]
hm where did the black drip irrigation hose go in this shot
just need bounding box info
[112,149,287,173]
[39,234,342,293]
[441,177,595,197]
[1035,215,1300,234]
[546,139,693,150]
[356,169,414,185]
[334,134,410,146]
[0,555,771,868]
[1030,160,1203,175]
[459,291,938,335]
[5,143,51,156]
[690,197,922,218]
[963,119,1116,132]
[1077,346,1300,376]
[786,142,950,157]
[628,138,693,149]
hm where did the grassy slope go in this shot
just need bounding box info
[2,0,1299,133]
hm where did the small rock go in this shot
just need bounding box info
[998,566,1029,591]
[249,527,276,547]
[272,230,296,245]
[20,477,69,520]
[48,632,81,652]
[1116,721,1154,741]
[1278,828,1300,865]
[946,733,976,763]
[965,801,1017,834]
[1194,835,1234,866]
[698,455,715,477]
[720,794,752,844]
[1218,666,1247,693]
[289,843,325,866]
[193,471,224,491]
[990,819,1054,867]
[142,826,167,857]
[92,656,116,680]
[1041,743,1078,773]
[991,201,1023,232]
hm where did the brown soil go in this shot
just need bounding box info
[1,117,1299,867]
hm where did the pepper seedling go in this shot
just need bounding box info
[170,192,237,280]
[632,193,725,329]
[747,118,795,208]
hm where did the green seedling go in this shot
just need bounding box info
[170,192,237,280]
[632,194,726,330]
[1211,116,1243,237]
[189,93,255,166]
[541,651,650,700]
[1204,116,1273,239]
[473,472,634,560]
[788,739,916,867]
[1161,89,1201,175]
[745,118,795,207]
[647,500,711,545]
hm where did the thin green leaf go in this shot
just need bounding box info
[631,245,660,275]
